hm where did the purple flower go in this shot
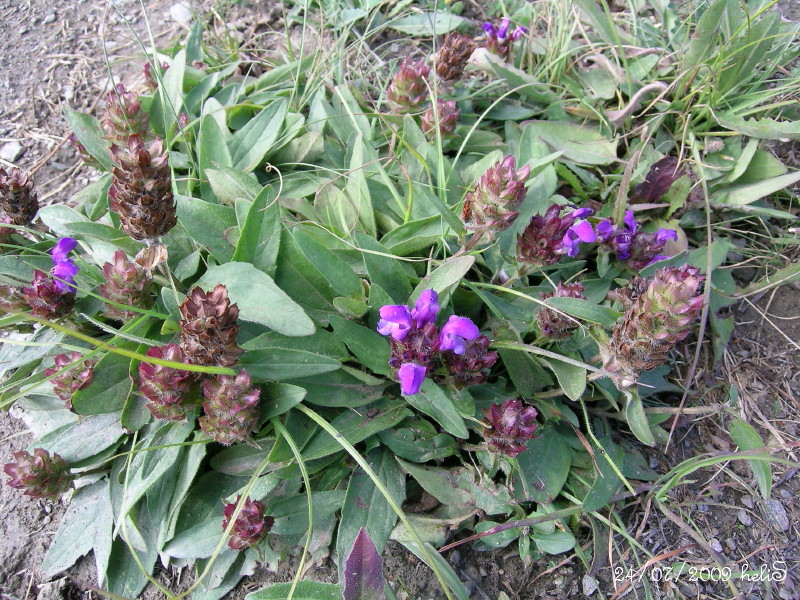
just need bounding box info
[377,305,412,341]
[397,363,427,395]
[439,315,480,355]
[50,237,79,293]
[561,220,597,257]
[483,18,527,58]
[656,228,678,244]
[596,212,678,270]
[411,289,439,328]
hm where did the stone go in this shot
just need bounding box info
[737,509,752,526]
[170,2,193,23]
[0,141,23,162]
[709,538,723,553]
[765,499,790,532]
[43,13,56,24]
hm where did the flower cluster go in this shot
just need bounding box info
[3,448,73,499]
[0,166,38,227]
[102,83,150,142]
[99,250,154,320]
[421,100,460,140]
[138,344,194,421]
[595,210,677,270]
[45,352,95,409]
[179,284,243,368]
[222,496,274,550]
[434,32,476,81]
[200,370,261,445]
[21,237,79,319]
[482,18,527,58]
[387,58,431,113]
[600,265,705,388]
[463,156,530,243]
[482,399,539,457]
[516,204,595,266]
[377,289,496,395]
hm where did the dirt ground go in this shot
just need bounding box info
[1,1,800,599]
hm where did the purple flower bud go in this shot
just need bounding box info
[570,207,592,220]
[397,363,427,395]
[482,399,539,457]
[623,210,637,233]
[412,289,439,328]
[497,18,511,38]
[595,219,614,243]
[377,305,413,341]
[483,22,494,34]
[511,26,527,41]
[516,203,594,265]
[50,237,79,293]
[482,18,526,58]
[655,228,678,244]
[439,315,480,355]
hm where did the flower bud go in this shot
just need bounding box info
[45,352,95,409]
[102,83,149,141]
[222,495,273,550]
[482,399,538,457]
[179,284,242,368]
[443,335,498,388]
[516,204,595,266]
[421,100,460,140]
[99,250,154,320]
[3,448,72,499]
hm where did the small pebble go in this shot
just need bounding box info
[741,495,754,509]
[709,538,723,553]
[43,13,56,24]
[0,141,23,162]
[582,575,599,596]
[725,538,736,551]
[18,26,28,35]
[170,1,193,22]
[737,509,752,526]
[765,499,790,531]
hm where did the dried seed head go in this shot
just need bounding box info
[0,166,39,226]
[537,282,586,339]
[109,135,176,242]
[3,448,72,499]
[45,352,95,409]
[179,284,243,367]
[482,399,538,457]
[434,32,476,81]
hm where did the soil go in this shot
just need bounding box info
[1,1,800,599]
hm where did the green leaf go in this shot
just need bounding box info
[71,351,133,415]
[544,296,621,328]
[380,216,448,256]
[539,356,586,401]
[729,415,772,499]
[175,195,237,262]
[715,112,800,141]
[62,106,112,171]
[231,184,281,276]
[206,166,262,205]
[470,49,561,107]
[520,121,618,165]
[337,448,404,571]
[270,491,346,535]
[378,418,457,463]
[399,460,513,514]
[261,384,307,421]
[409,255,475,307]
[328,315,391,375]
[196,262,315,336]
[582,438,625,512]
[198,116,233,202]
[357,233,412,304]
[42,480,113,578]
[532,529,576,555]
[246,582,343,600]
[625,390,656,446]
[290,369,386,407]
[210,439,275,476]
[406,380,469,439]
[388,11,467,35]
[712,171,800,205]
[163,516,224,559]
[230,100,289,171]
[35,413,125,463]
[293,229,363,299]
[302,399,413,461]
[514,424,572,503]
[240,348,340,380]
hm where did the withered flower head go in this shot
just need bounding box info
[138,344,193,421]
[179,284,243,367]
[434,32,476,81]
[0,166,39,226]
[109,134,176,243]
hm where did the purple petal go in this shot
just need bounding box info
[511,26,527,40]
[398,363,426,396]
[439,315,480,355]
[497,18,510,38]
[570,220,596,243]
[376,305,412,341]
[51,237,77,265]
[623,210,637,234]
[595,219,614,242]
[412,289,439,328]
[569,207,593,220]
[52,261,79,293]
[655,228,678,244]
[647,255,670,265]
[482,22,495,34]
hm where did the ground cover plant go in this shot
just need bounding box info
[0,0,799,598]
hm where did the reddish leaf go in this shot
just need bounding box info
[343,528,385,600]
[630,157,681,203]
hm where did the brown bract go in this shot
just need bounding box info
[434,32,476,81]
[0,166,38,226]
